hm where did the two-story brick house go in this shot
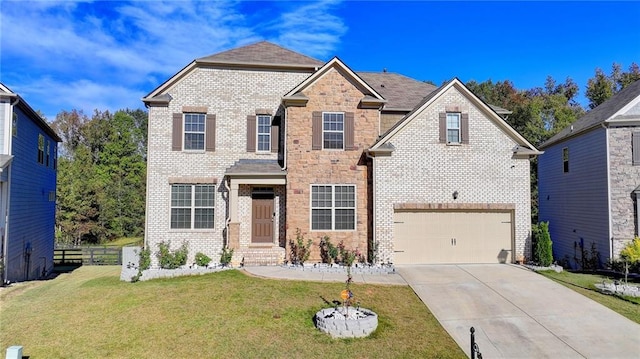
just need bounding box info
[143,41,539,266]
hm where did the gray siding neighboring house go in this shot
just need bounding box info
[538,79,640,268]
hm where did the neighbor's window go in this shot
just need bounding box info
[37,134,44,164]
[311,184,355,230]
[323,112,344,149]
[563,147,569,173]
[171,184,215,229]
[257,115,271,152]
[446,113,461,143]
[46,140,50,167]
[12,113,17,137]
[183,113,206,150]
[53,144,57,170]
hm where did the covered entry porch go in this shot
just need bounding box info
[225,159,287,265]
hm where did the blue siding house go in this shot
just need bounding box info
[539,80,640,269]
[0,83,61,283]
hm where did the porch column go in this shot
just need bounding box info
[229,181,239,222]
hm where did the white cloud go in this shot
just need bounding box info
[1,1,347,117]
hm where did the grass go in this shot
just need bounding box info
[0,266,464,359]
[537,270,640,323]
[102,237,143,247]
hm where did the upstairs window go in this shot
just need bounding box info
[323,112,344,149]
[37,134,44,164]
[563,147,569,173]
[12,113,17,137]
[446,113,461,143]
[257,115,271,152]
[172,112,216,152]
[46,140,50,167]
[439,111,469,144]
[184,113,205,151]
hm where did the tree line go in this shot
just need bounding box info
[50,63,639,246]
[51,109,147,245]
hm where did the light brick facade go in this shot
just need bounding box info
[145,67,311,265]
[143,43,538,266]
[372,84,533,263]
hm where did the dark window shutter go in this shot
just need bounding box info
[246,115,256,152]
[205,114,216,151]
[271,123,279,153]
[345,112,355,150]
[312,111,322,150]
[172,113,182,151]
[633,132,640,165]
[438,112,446,143]
[461,113,469,144]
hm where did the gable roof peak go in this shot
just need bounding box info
[196,40,324,68]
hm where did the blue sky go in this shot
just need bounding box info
[1,1,639,121]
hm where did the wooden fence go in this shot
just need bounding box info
[54,247,122,266]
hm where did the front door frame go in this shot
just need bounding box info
[251,187,274,244]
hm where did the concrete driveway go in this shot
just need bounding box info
[396,264,640,358]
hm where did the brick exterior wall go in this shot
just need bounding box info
[373,86,532,263]
[145,67,311,266]
[608,126,640,256]
[285,67,379,261]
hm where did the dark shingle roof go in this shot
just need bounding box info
[541,79,640,148]
[357,72,437,110]
[225,159,285,176]
[197,41,324,68]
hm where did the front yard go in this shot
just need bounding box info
[0,266,464,358]
[537,270,640,323]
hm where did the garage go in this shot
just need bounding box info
[393,211,513,264]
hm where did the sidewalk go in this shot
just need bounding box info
[243,266,407,285]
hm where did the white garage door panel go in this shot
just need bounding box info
[394,211,512,264]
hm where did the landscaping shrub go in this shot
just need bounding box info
[157,241,188,269]
[219,247,233,267]
[620,237,640,264]
[319,236,338,264]
[533,221,553,266]
[195,252,212,267]
[289,228,312,265]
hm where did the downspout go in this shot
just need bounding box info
[602,122,614,262]
[365,150,377,264]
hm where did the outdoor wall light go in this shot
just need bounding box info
[453,191,459,200]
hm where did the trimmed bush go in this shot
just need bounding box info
[533,221,553,267]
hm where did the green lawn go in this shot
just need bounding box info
[537,270,640,323]
[0,266,464,359]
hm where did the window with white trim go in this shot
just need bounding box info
[563,147,569,173]
[171,184,215,229]
[12,113,17,137]
[257,115,271,152]
[184,113,205,150]
[323,112,344,149]
[311,185,355,230]
[37,134,44,164]
[446,113,461,143]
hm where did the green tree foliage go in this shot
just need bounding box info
[533,221,553,266]
[586,63,640,108]
[52,109,147,245]
[466,76,583,223]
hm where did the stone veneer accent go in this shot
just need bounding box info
[285,67,379,261]
[373,86,532,263]
[145,67,311,266]
[608,126,640,257]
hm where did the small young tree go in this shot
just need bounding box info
[534,221,553,266]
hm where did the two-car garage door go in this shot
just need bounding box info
[393,211,513,264]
